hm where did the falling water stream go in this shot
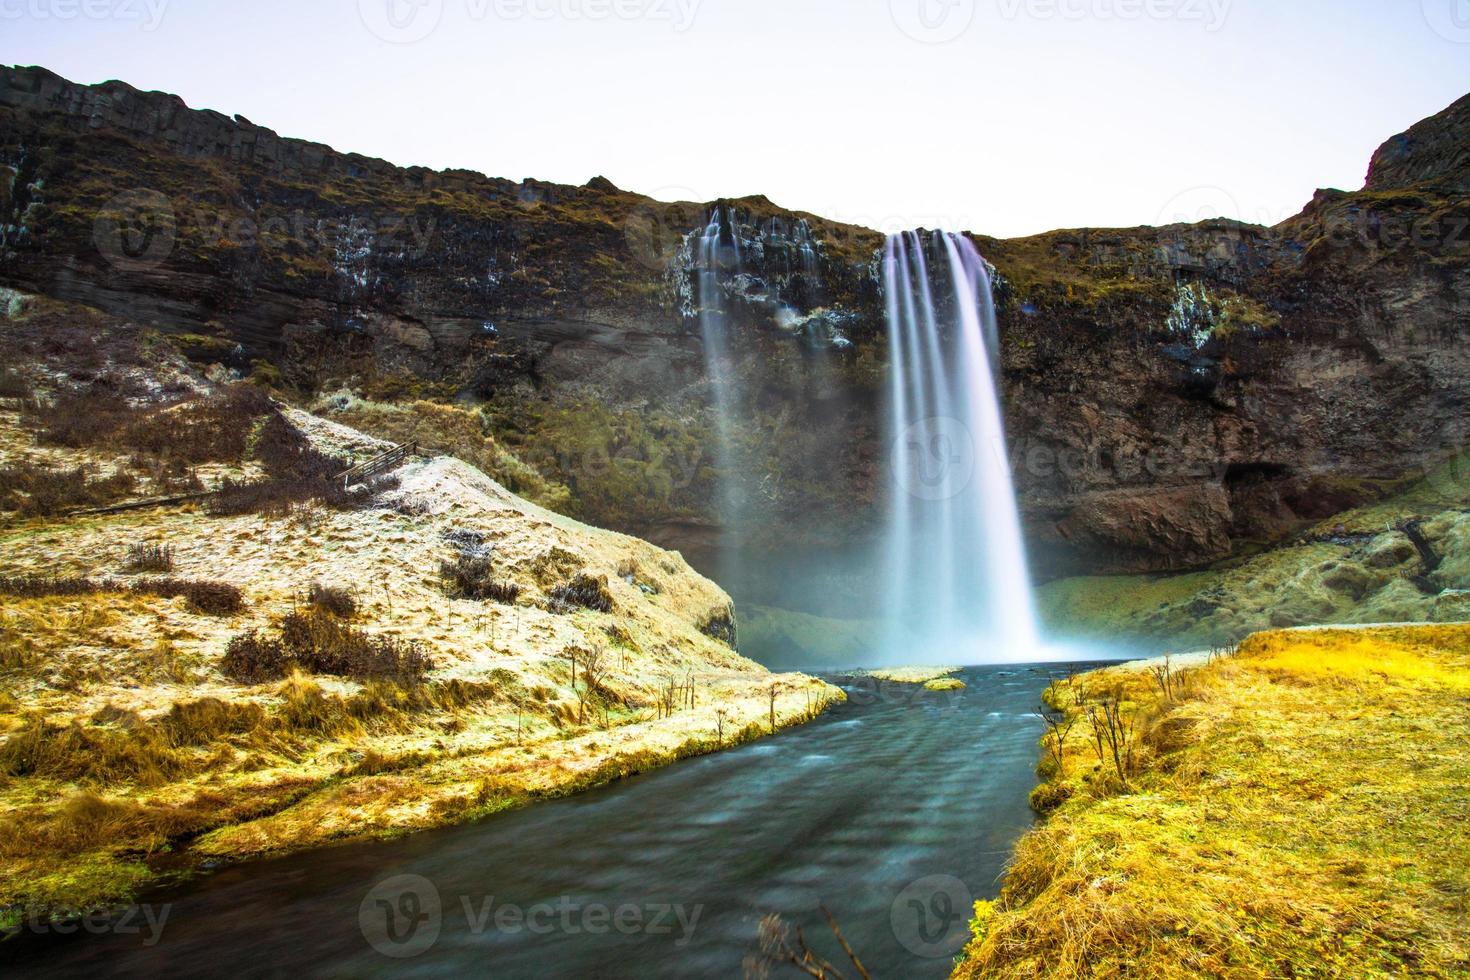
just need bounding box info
[882,230,1040,664]
[696,205,744,588]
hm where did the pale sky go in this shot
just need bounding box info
[2,0,1466,238]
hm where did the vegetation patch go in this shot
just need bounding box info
[547,574,615,614]
[222,608,432,683]
[0,462,137,517]
[439,553,522,605]
[123,542,174,574]
[958,625,1470,979]
[0,576,242,615]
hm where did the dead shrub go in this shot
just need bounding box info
[21,379,136,449]
[0,462,137,516]
[280,609,433,680]
[222,609,432,684]
[116,386,272,464]
[207,414,397,517]
[306,582,358,619]
[0,576,124,599]
[548,574,614,614]
[134,579,244,616]
[0,369,32,401]
[439,554,522,604]
[221,632,292,685]
[125,542,174,573]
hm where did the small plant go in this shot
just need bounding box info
[439,554,522,605]
[306,582,358,619]
[574,642,612,727]
[221,631,292,684]
[135,579,244,616]
[1150,653,1178,701]
[1036,701,1078,775]
[125,542,175,573]
[548,574,614,614]
[222,609,432,684]
[1085,689,1137,789]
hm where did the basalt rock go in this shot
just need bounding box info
[1,64,1467,595]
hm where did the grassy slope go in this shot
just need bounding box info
[956,624,1470,978]
[0,303,843,921]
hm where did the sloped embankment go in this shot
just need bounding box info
[0,297,841,922]
[956,624,1470,978]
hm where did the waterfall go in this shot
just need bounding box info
[882,230,1040,664]
[697,206,744,584]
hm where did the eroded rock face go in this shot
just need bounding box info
[1,64,1467,590]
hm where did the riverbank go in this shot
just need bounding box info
[955,623,1470,978]
[0,313,843,927]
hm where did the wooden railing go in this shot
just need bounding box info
[337,442,418,489]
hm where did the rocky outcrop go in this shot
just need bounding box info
[1,64,1467,600]
[1367,92,1470,193]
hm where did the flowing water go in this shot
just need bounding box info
[696,205,745,589]
[882,231,1040,665]
[2,666,1091,979]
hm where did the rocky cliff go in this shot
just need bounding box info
[2,64,1467,607]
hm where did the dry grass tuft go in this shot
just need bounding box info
[548,574,614,614]
[124,542,174,573]
[222,609,432,684]
[439,553,522,605]
[305,582,358,619]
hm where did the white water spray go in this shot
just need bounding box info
[882,230,1040,664]
[696,206,744,583]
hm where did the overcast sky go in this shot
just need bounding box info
[2,0,1466,238]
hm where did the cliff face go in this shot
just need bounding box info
[2,64,1467,598]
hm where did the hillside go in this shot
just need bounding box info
[0,292,840,921]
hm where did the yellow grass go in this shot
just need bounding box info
[0,398,844,923]
[956,624,1470,979]
[860,665,960,685]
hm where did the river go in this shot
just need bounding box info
[3,664,1090,978]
